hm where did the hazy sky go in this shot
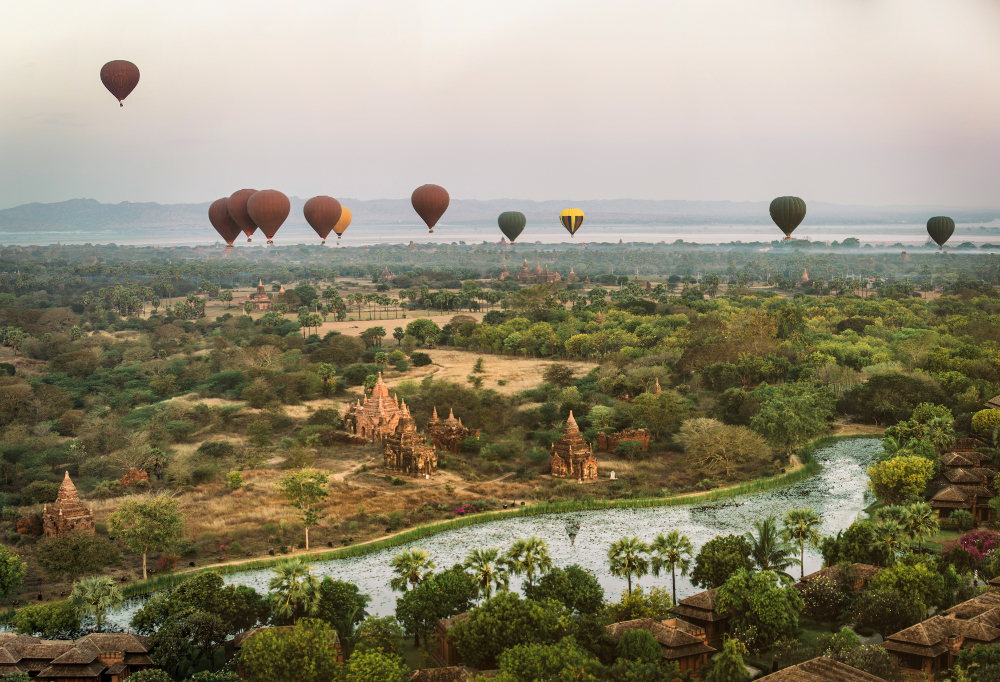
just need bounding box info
[3,0,1000,209]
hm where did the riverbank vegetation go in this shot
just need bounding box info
[0,241,998,679]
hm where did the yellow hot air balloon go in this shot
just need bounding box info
[333,207,353,243]
[560,208,584,237]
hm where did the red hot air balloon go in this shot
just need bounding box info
[208,198,242,249]
[228,189,259,242]
[100,61,140,107]
[303,196,343,245]
[411,184,449,233]
[246,190,290,245]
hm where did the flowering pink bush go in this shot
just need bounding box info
[452,504,479,516]
[943,529,1000,563]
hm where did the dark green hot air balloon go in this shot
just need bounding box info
[926,216,955,250]
[769,196,807,240]
[498,211,526,242]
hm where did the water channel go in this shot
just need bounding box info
[109,438,881,626]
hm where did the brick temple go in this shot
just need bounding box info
[42,472,94,537]
[549,411,598,482]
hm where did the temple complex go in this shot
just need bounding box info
[382,401,437,477]
[42,472,95,537]
[515,259,561,284]
[343,373,401,444]
[426,408,479,453]
[549,411,598,482]
[245,280,273,311]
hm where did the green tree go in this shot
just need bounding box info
[650,530,693,607]
[69,576,124,632]
[463,547,508,601]
[707,637,747,682]
[389,548,436,592]
[34,531,122,582]
[315,363,336,397]
[503,536,553,591]
[269,558,321,624]
[629,390,688,441]
[781,508,822,579]
[395,565,476,648]
[392,327,405,345]
[607,536,651,595]
[219,289,233,309]
[716,569,803,652]
[616,629,662,664]
[277,469,328,550]
[405,318,442,345]
[678,418,770,477]
[744,517,799,578]
[240,618,340,682]
[750,382,836,454]
[900,502,940,551]
[106,495,186,579]
[355,615,404,656]
[851,588,924,639]
[867,456,934,505]
[448,591,561,669]
[525,565,605,616]
[691,534,753,589]
[242,300,253,316]
[152,610,228,677]
[0,545,27,598]
[343,647,409,682]
[126,671,173,682]
[11,601,81,638]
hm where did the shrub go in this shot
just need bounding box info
[196,440,238,459]
[22,481,60,505]
[616,629,661,664]
[227,471,244,490]
[972,409,1000,435]
[163,420,197,443]
[306,408,343,429]
[951,509,975,532]
[410,352,432,367]
[246,420,274,447]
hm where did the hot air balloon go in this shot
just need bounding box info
[208,198,242,249]
[927,216,955,250]
[228,189,259,242]
[333,207,352,243]
[303,196,343,245]
[498,212,526,242]
[769,196,807,241]
[411,185,449,233]
[100,61,140,107]
[246,190,290,245]
[559,208,584,237]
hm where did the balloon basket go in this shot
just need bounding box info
[429,229,434,234]
[226,245,234,250]
[267,240,274,245]
[247,238,252,243]
[321,240,326,245]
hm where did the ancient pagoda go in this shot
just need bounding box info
[383,400,437,477]
[43,472,95,537]
[549,411,598,482]
[427,407,479,453]
[343,373,402,444]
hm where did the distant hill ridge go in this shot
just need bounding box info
[2,197,999,233]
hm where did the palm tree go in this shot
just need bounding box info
[503,536,553,591]
[901,502,940,552]
[745,517,799,580]
[608,536,651,595]
[463,547,508,601]
[649,530,693,606]
[781,508,823,579]
[389,548,436,592]
[872,520,905,567]
[268,557,321,623]
[70,576,124,632]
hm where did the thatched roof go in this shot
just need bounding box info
[883,616,958,657]
[930,485,972,508]
[945,469,986,484]
[985,395,1000,410]
[35,660,107,679]
[942,453,976,467]
[605,618,716,660]
[670,589,729,622]
[757,657,887,682]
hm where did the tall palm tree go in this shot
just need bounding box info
[463,547,508,601]
[70,576,124,632]
[608,537,651,595]
[504,536,553,591]
[745,517,799,580]
[901,502,940,552]
[268,557,321,623]
[389,548,436,592]
[781,508,823,579]
[872,520,905,567]
[650,530,693,606]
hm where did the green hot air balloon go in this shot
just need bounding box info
[927,216,955,250]
[498,211,526,242]
[769,196,807,240]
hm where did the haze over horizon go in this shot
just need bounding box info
[3,0,1000,211]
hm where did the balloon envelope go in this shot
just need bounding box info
[228,189,259,242]
[100,60,140,106]
[559,208,584,237]
[303,196,343,244]
[769,196,807,240]
[498,211,526,242]
[246,190,290,244]
[208,198,242,248]
[333,207,353,240]
[927,216,955,249]
[411,185,449,233]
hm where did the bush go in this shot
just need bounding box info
[951,509,975,531]
[616,629,661,664]
[196,440,238,459]
[246,420,274,447]
[11,601,81,638]
[227,471,243,490]
[22,481,60,505]
[972,409,1000,435]
[306,408,344,429]
[163,420,197,443]
[410,352,432,367]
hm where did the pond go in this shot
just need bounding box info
[109,438,880,626]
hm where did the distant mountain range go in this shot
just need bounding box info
[2,197,999,237]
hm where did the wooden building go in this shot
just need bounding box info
[668,589,730,648]
[605,618,715,674]
[929,466,995,523]
[432,613,469,668]
[756,657,886,682]
[883,615,1000,677]
[0,633,155,682]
